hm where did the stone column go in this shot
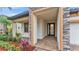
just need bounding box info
[12,23,17,37]
[63,8,70,51]
[29,9,37,45]
[29,8,32,44]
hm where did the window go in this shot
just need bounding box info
[24,23,29,32]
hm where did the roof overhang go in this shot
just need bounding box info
[8,11,29,20]
[12,16,29,23]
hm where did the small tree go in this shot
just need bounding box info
[0,16,11,34]
[0,16,11,25]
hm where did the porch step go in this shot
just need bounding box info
[35,45,57,51]
[33,47,49,51]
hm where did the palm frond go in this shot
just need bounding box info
[0,16,11,25]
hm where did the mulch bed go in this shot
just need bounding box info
[9,41,35,51]
[0,41,35,51]
[0,46,7,51]
[23,45,35,51]
[9,41,21,47]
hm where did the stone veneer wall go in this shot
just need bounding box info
[63,8,70,51]
[28,8,32,44]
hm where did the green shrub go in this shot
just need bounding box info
[16,33,21,43]
[7,32,12,41]
[0,41,21,51]
[12,37,17,42]
[0,34,8,41]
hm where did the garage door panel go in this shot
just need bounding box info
[70,23,79,45]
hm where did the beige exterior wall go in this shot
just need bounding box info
[12,23,16,37]
[12,16,29,38]
[57,8,61,50]
[31,12,37,45]
[37,18,45,39]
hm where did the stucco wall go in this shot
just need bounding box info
[37,18,56,39]
[16,23,22,33]
[12,23,17,37]
[12,23,29,38]
[57,9,60,50]
[37,19,43,39]
[13,23,22,37]
[37,19,47,39]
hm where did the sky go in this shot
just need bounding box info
[0,7,28,17]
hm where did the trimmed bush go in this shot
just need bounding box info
[12,37,17,42]
[0,34,8,41]
[16,33,21,43]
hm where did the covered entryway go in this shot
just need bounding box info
[31,7,63,51]
[35,8,58,50]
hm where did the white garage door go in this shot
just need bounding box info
[70,23,79,45]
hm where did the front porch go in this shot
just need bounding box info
[30,7,64,51]
[35,36,57,51]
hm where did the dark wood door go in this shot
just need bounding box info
[47,23,55,36]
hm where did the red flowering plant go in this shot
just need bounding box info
[20,39,29,51]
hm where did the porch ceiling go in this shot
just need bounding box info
[35,8,59,20]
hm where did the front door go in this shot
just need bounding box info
[47,23,55,36]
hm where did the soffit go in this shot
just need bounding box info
[37,8,59,21]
